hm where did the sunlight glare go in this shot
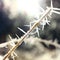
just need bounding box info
[4,0,40,18]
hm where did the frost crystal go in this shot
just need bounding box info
[17,0,60,37]
[25,20,41,37]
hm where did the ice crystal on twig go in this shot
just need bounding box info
[40,18,50,30]
[17,27,26,34]
[15,34,19,39]
[27,0,60,31]
[3,0,60,60]
[47,0,60,15]
[25,22,40,37]
[8,35,17,60]
[8,35,16,47]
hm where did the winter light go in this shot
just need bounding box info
[3,0,40,18]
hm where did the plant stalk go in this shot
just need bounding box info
[3,8,51,60]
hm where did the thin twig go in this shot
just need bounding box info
[0,40,17,48]
[3,8,51,60]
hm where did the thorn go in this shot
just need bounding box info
[24,25,30,27]
[53,10,60,14]
[49,0,53,15]
[15,34,19,39]
[48,14,52,18]
[53,8,60,11]
[17,27,26,34]
[51,0,53,9]
[45,18,50,25]
[39,7,45,12]
[8,35,12,40]
[36,27,40,37]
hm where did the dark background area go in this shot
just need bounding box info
[0,0,29,43]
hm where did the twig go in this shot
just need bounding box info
[0,40,17,48]
[3,8,51,60]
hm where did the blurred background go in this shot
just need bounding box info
[0,0,60,43]
[0,0,60,60]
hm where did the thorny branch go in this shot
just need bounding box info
[3,8,51,60]
[3,0,60,59]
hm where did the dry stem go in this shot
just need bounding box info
[3,8,51,60]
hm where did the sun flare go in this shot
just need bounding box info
[3,0,40,18]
